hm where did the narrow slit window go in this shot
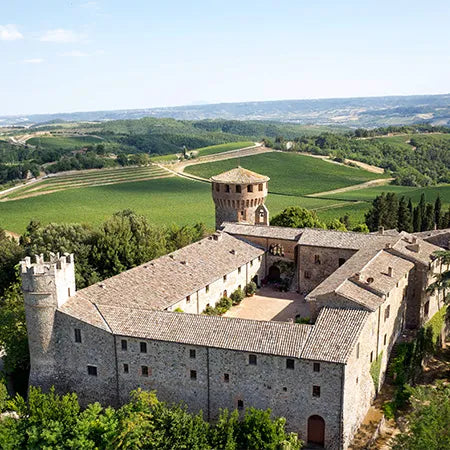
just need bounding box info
[74,328,82,343]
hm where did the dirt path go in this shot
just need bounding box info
[308,178,393,198]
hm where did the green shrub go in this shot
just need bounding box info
[202,297,232,316]
[230,288,244,305]
[382,401,396,420]
[203,305,217,316]
[174,307,184,313]
[370,351,383,393]
[295,317,311,324]
[0,379,8,412]
[244,281,257,296]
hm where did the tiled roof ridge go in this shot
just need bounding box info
[334,288,375,311]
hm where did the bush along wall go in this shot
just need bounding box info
[383,306,447,417]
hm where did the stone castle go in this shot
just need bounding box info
[21,167,448,449]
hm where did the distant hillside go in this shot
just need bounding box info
[1,93,449,128]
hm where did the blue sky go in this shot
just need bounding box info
[1,0,449,115]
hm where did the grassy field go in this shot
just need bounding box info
[195,141,255,157]
[185,152,387,196]
[27,135,103,150]
[316,184,450,204]
[0,176,351,233]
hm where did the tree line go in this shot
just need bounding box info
[365,193,450,232]
[0,386,301,449]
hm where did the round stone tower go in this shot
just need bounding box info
[210,166,270,229]
[20,253,75,390]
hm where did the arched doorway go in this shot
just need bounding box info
[268,265,281,282]
[307,415,325,447]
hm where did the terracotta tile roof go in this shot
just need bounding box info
[221,222,304,241]
[72,232,264,311]
[99,307,313,358]
[391,233,442,266]
[301,307,370,363]
[298,228,396,250]
[210,166,269,184]
[59,297,111,331]
[335,280,384,311]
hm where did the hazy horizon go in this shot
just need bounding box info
[2,0,449,116]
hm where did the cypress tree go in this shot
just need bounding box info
[407,198,413,216]
[385,193,399,229]
[398,196,412,232]
[413,206,421,232]
[365,193,388,231]
[422,203,435,231]
[435,194,442,229]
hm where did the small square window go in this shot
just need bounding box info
[223,275,227,282]
[190,370,197,380]
[225,185,230,193]
[424,301,430,316]
[87,365,97,376]
[123,363,129,373]
[186,295,191,303]
[384,305,390,321]
[283,387,287,392]
[141,366,149,377]
[286,359,295,370]
[238,267,241,274]
[258,256,262,262]
[249,354,257,365]
[313,362,320,372]
[121,339,127,351]
[314,255,321,265]
[304,271,311,279]
[224,373,230,383]
[206,285,210,293]
[190,349,196,359]
[356,377,359,384]
[236,185,242,193]
[74,328,82,343]
[258,184,263,191]
[312,385,321,397]
[237,399,244,410]
[140,342,147,353]
[247,185,253,192]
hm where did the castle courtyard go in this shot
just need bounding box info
[224,286,309,322]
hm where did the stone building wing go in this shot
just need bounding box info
[413,228,450,249]
[98,307,313,358]
[59,296,111,331]
[71,232,264,311]
[210,166,270,185]
[301,307,370,363]
[391,233,443,266]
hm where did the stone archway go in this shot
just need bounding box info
[268,265,281,282]
[307,415,325,447]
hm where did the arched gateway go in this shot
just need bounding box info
[307,415,325,447]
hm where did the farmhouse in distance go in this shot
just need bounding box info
[21,166,448,449]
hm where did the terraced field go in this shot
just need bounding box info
[27,135,103,149]
[0,165,172,201]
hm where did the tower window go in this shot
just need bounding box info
[74,328,82,343]
[247,185,253,192]
[312,385,321,397]
[236,185,241,193]
[237,399,244,410]
[224,373,230,383]
[313,362,321,372]
[121,339,127,351]
[141,366,149,377]
[87,365,97,376]
[225,184,230,193]
[123,363,129,373]
[140,342,147,353]
[286,359,295,370]
[190,349,196,359]
[249,354,257,365]
[190,370,197,380]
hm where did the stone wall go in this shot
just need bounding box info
[298,246,357,293]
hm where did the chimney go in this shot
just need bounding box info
[378,226,384,235]
[385,243,391,249]
[409,243,420,253]
[230,249,237,255]
[388,267,393,277]
[213,232,223,241]
[411,236,417,244]
[354,272,361,281]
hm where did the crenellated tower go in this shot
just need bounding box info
[20,253,75,390]
[210,166,270,229]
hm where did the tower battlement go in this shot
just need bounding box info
[21,253,75,277]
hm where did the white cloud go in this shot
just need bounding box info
[61,50,88,57]
[40,29,86,43]
[23,58,44,64]
[0,24,23,41]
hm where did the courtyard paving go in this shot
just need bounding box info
[224,286,311,322]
